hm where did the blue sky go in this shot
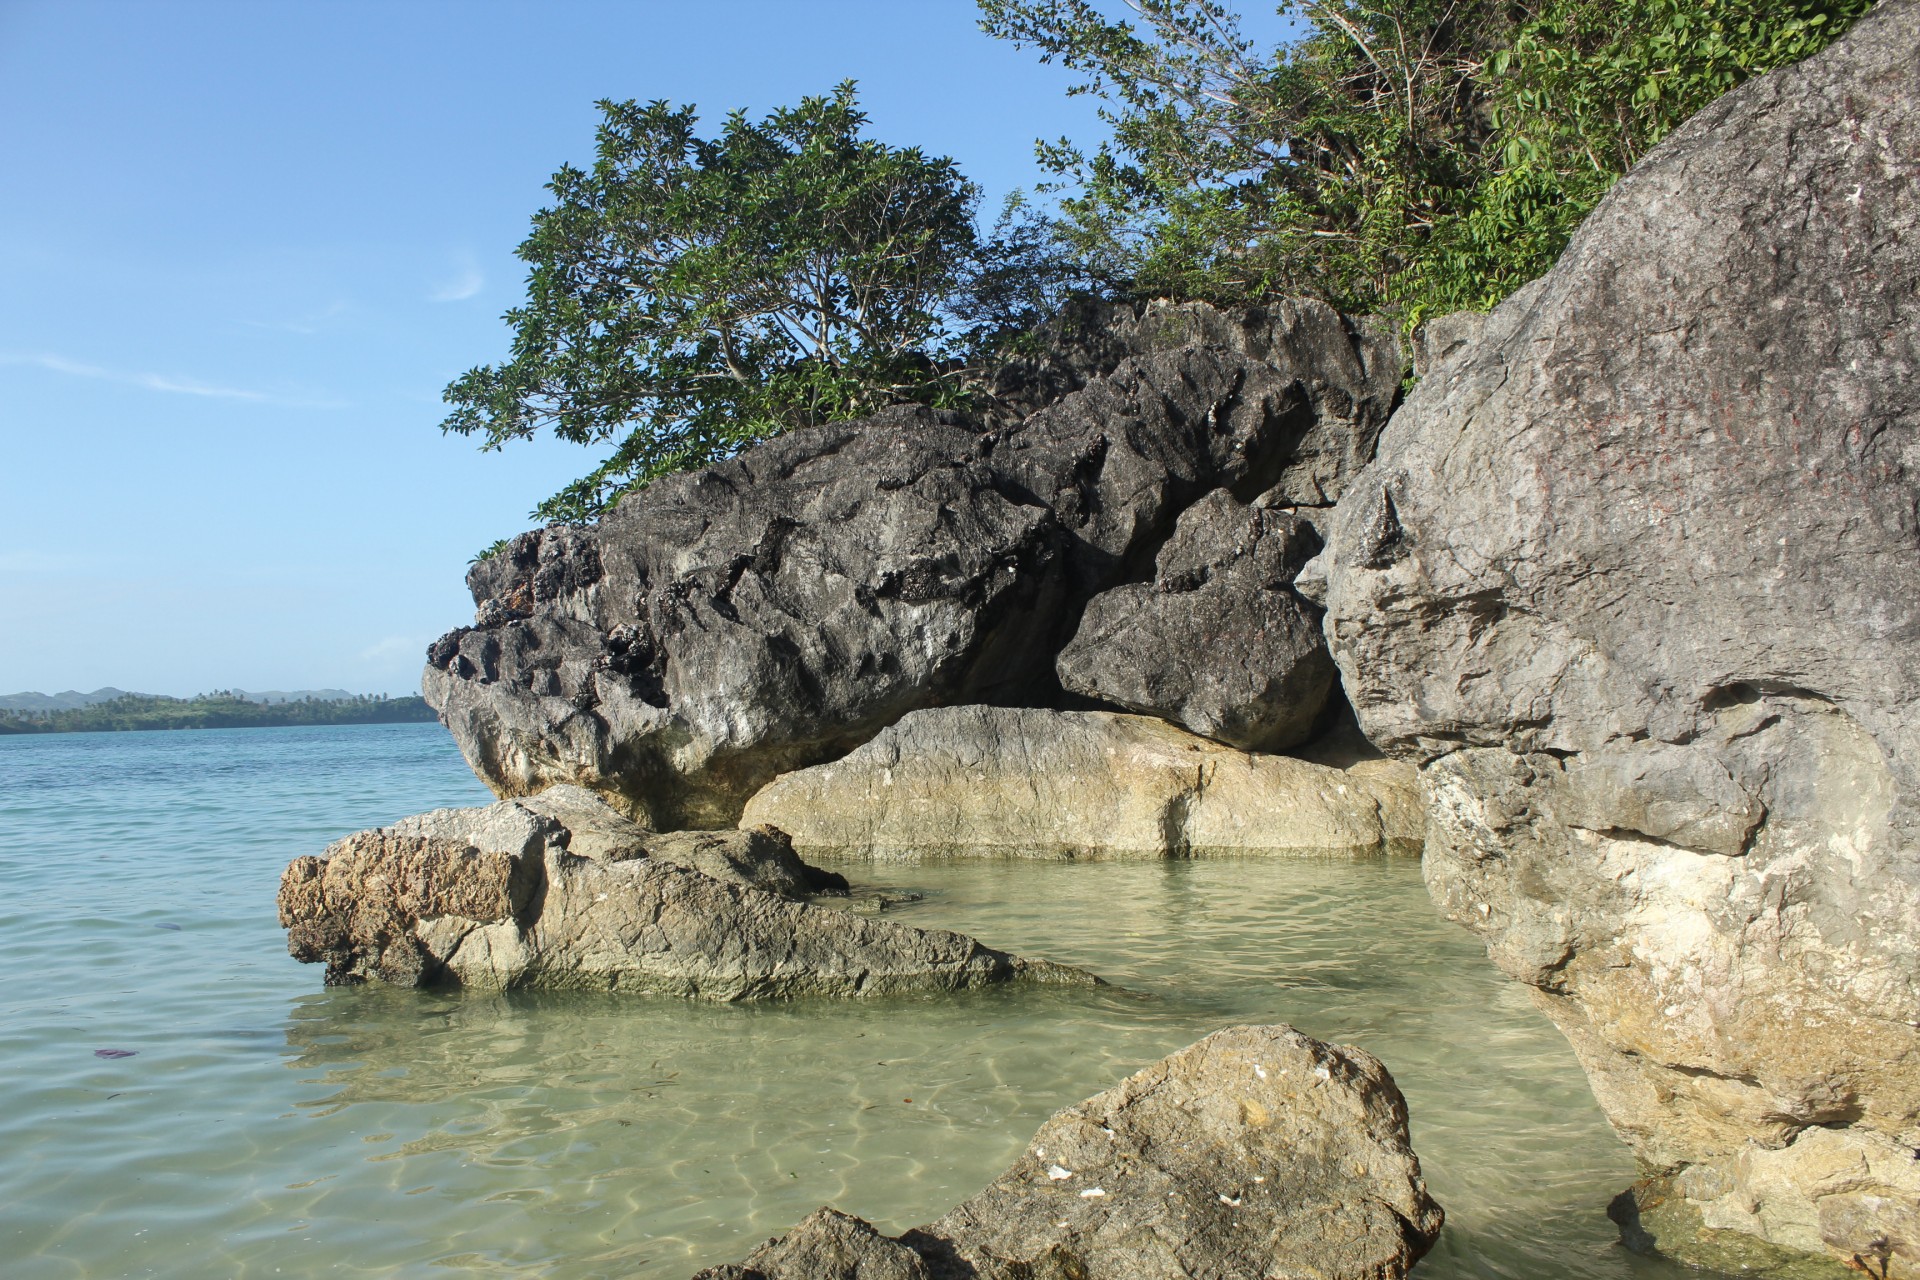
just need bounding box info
[0,0,1293,697]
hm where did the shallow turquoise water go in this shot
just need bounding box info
[0,723,1712,1279]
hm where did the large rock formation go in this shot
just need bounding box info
[740,706,1422,861]
[1056,488,1335,751]
[692,1024,1443,1280]
[423,300,1400,829]
[1307,5,1920,1274]
[277,786,1095,998]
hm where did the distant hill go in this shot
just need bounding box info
[0,687,135,712]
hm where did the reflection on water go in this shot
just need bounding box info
[0,725,1720,1279]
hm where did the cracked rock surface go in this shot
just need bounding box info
[691,1024,1442,1280]
[277,785,1096,998]
[1308,4,1920,1273]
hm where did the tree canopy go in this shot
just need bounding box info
[978,0,1873,322]
[443,84,987,525]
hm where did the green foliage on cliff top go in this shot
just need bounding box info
[452,3,1867,539]
[0,693,437,735]
[979,0,1873,324]
[444,84,1076,527]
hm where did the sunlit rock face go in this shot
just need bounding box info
[423,300,1401,830]
[741,706,1422,862]
[1308,4,1920,1273]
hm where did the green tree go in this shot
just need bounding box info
[444,83,985,524]
[1424,0,1874,316]
[979,0,1871,324]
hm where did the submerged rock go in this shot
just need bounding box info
[276,785,1094,998]
[1308,4,1920,1273]
[740,706,1421,860]
[1056,488,1335,751]
[692,1024,1443,1280]
[423,301,1400,831]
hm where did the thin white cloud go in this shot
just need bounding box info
[429,252,484,302]
[18,353,268,400]
[3,353,346,408]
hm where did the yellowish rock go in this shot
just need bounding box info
[740,706,1422,860]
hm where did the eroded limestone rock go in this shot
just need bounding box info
[423,301,1401,830]
[277,785,1093,998]
[692,1024,1443,1280]
[740,706,1422,860]
[1307,5,1920,1272]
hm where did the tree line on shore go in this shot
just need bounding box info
[0,692,437,735]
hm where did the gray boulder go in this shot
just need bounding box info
[1056,488,1335,751]
[276,785,1094,998]
[1306,5,1920,1274]
[424,301,1401,830]
[692,1024,1443,1280]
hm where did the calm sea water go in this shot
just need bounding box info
[0,723,1716,1280]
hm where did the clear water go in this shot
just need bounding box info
[0,723,1716,1280]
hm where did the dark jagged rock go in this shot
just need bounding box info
[1055,488,1335,751]
[1307,5,1920,1274]
[276,785,1095,998]
[691,1024,1442,1280]
[424,301,1401,830]
[984,298,1402,499]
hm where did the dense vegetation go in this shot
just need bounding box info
[980,0,1873,323]
[453,0,1868,532]
[0,693,436,735]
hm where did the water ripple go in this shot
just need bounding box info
[0,725,1717,1279]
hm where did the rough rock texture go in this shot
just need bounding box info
[1056,488,1336,751]
[740,706,1422,861]
[986,298,1402,498]
[424,300,1401,830]
[277,785,1094,997]
[693,1210,934,1280]
[1306,6,1920,1274]
[693,1025,1442,1280]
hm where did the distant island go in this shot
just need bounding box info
[0,689,437,734]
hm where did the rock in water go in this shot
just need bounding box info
[276,785,1095,998]
[740,706,1422,860]
[1056,488,1335,751]
[692,1024,1442,1280]
[693,1210,933,1280]
[423,301,1400,830]
[1308,5,1920,1274]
